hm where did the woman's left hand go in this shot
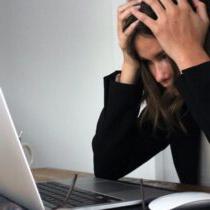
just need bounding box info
[131,0,210,70]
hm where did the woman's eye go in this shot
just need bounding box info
[144,60,152,66]
[160,54,168,60]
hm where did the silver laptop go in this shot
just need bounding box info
[0,88,172,210]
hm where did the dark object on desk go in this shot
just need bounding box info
[172,199,210,210]
[0,195,25,210]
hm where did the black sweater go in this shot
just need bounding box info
[92,61,210,185]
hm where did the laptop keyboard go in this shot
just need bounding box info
[37,181,121,208]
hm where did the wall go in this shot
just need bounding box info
[0,0,157,179]
[0,0,114,172]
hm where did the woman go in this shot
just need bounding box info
[92,0,210,185]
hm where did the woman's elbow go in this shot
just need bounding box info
[93,155,122,180]
[94,165,119,180]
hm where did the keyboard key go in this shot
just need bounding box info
[37,181,121,208]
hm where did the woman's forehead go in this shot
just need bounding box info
[134,35,164,60]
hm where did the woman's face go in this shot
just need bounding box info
[135,34,175,89]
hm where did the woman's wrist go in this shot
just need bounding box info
[175,47,210,71]
[120,62,140,84]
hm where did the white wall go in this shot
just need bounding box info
[0,0,115,172]
[0,0,157,179]
[155,147,179,183]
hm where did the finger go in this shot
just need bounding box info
[177,0,190,8]
[131,8,156,32]
[118,5,140,33]
[159,0,176,10]
[140,0,165,17]
[124,19,140,36]
[118,0,142,13]
[192,0,209,22]
[119,4,141,22]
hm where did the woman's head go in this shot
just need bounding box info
[124,2,179,89]
[123,2,192,133]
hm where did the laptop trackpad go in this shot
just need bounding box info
[75,177,139,194]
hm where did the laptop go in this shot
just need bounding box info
[0,88,173,209]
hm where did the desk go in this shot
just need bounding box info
[32,167,210,193]
[31,168,210,210]
[2,168,210,210]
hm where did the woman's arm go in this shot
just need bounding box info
[92,71,170,179]
[175,60,210,142]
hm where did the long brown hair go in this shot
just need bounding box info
[123,1,210,134]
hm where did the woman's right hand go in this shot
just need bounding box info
[117,0,142,84]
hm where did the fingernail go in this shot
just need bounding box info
[134,5,141,9]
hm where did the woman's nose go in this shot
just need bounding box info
[153,64,166,83]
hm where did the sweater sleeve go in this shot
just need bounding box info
[175,61,210,142]
[92,71,170,180]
